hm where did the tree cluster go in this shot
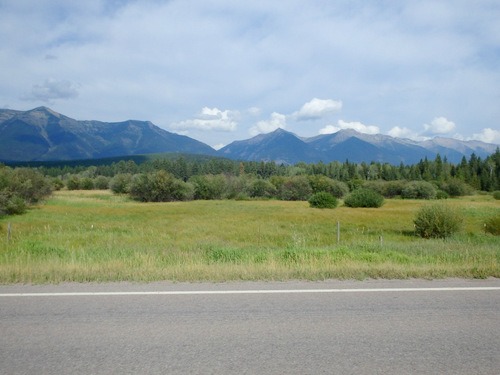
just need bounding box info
[0,166,53,216]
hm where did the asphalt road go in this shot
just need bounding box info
[1,279,499,375]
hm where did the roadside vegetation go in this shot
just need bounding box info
[1,150,499,283]
[0,191,498,284]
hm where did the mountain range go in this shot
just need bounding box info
[0,107,217,162]
[1,107,498,164]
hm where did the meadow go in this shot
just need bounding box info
[0,190,498,284]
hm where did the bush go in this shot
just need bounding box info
[414,203,463,239]
[189,174,227,200]
[80,177,94,190]
[402,181,437,199]
[493,191,500,200]
[436,190,450,200]
[344,188,384,208]
[362,180,406,198]
[279,175,312,201]
[484,215,500,235]
[247,178,277,198]
[308,192,338,209]
[52,178,64,191]
[110,173,132,194]
[308,175,349,198]
[94,176,109,190]
[440,178,474,197]
[66,175,80,190]
[130,171,192,202]
[0,193,26,216]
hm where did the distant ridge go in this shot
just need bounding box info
[0,107,217,162]
[1,107,498,164]
[220,128,498,165]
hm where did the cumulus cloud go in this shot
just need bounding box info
[423,117,456,135]
[171,107,238,132]
[249,112,286,136]
[471,128,500,144]
[22,78,78,102]
[319,120,379,135]
[388,126,421,140]
[294,98,342,120]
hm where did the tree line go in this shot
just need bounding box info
[1,148,499,214]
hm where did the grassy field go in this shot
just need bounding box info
[0,190,498,284]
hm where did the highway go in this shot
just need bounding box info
[1,279,499,374]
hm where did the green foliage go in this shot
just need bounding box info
[414,203,463,239]
[110,173,132,194]
[52,178,65,191]
[278,175,313,201]
[440,178,473,197]
[0,166,52,216]
[189,174,227,200]
[0,194,27,215]
[308,192,338,209]
[129,171,192,202]
[247,178,277,198]
[347,179,364,191]
[80,177,94,190]
[493,191,500,200]
[402,181,437,199]
[484,215,500,235]
[66,175,80,190]
[344,188,384,208]
[363,180,405,198]
[436,190,450,199]
[93,176,109,190]
[308,175,348,198]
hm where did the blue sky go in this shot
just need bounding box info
[1,0,499,148]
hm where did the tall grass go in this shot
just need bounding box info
[0,191,498,283]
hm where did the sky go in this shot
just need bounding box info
[1,0,499,149]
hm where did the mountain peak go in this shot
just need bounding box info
[29,106,61,118]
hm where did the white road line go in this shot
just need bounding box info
[0,287,499,297]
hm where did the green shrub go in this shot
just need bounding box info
[440,178,474,197]
[52,178,65,191]
[493,191,500,200]
[402,181,437,199]
[110,173,132,194]
[80,177,94,190]
[93,176,109,190]
[308,175,349,198]
[484,215,500,235]
[308,192,338,209]
[189,174,227,200]
[279,175,312,201]
[248,178,277,198]
[66,175,81,190]
[344,188,384,208]
[130,171,192,202]
[0,194,26,216]
[436,190,450,200]
[414,203,463,239]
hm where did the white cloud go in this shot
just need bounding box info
[320,120,379,135]
[471,128,500,144]
[212,143,226,150]
[249,112,286,136]
[318,125,340,134]
[423,117,456,135]
[247,107,261,117]
[388,126,421,140]
[294,98,342,120]
[171,107,238,132]
[22,78,78,102]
